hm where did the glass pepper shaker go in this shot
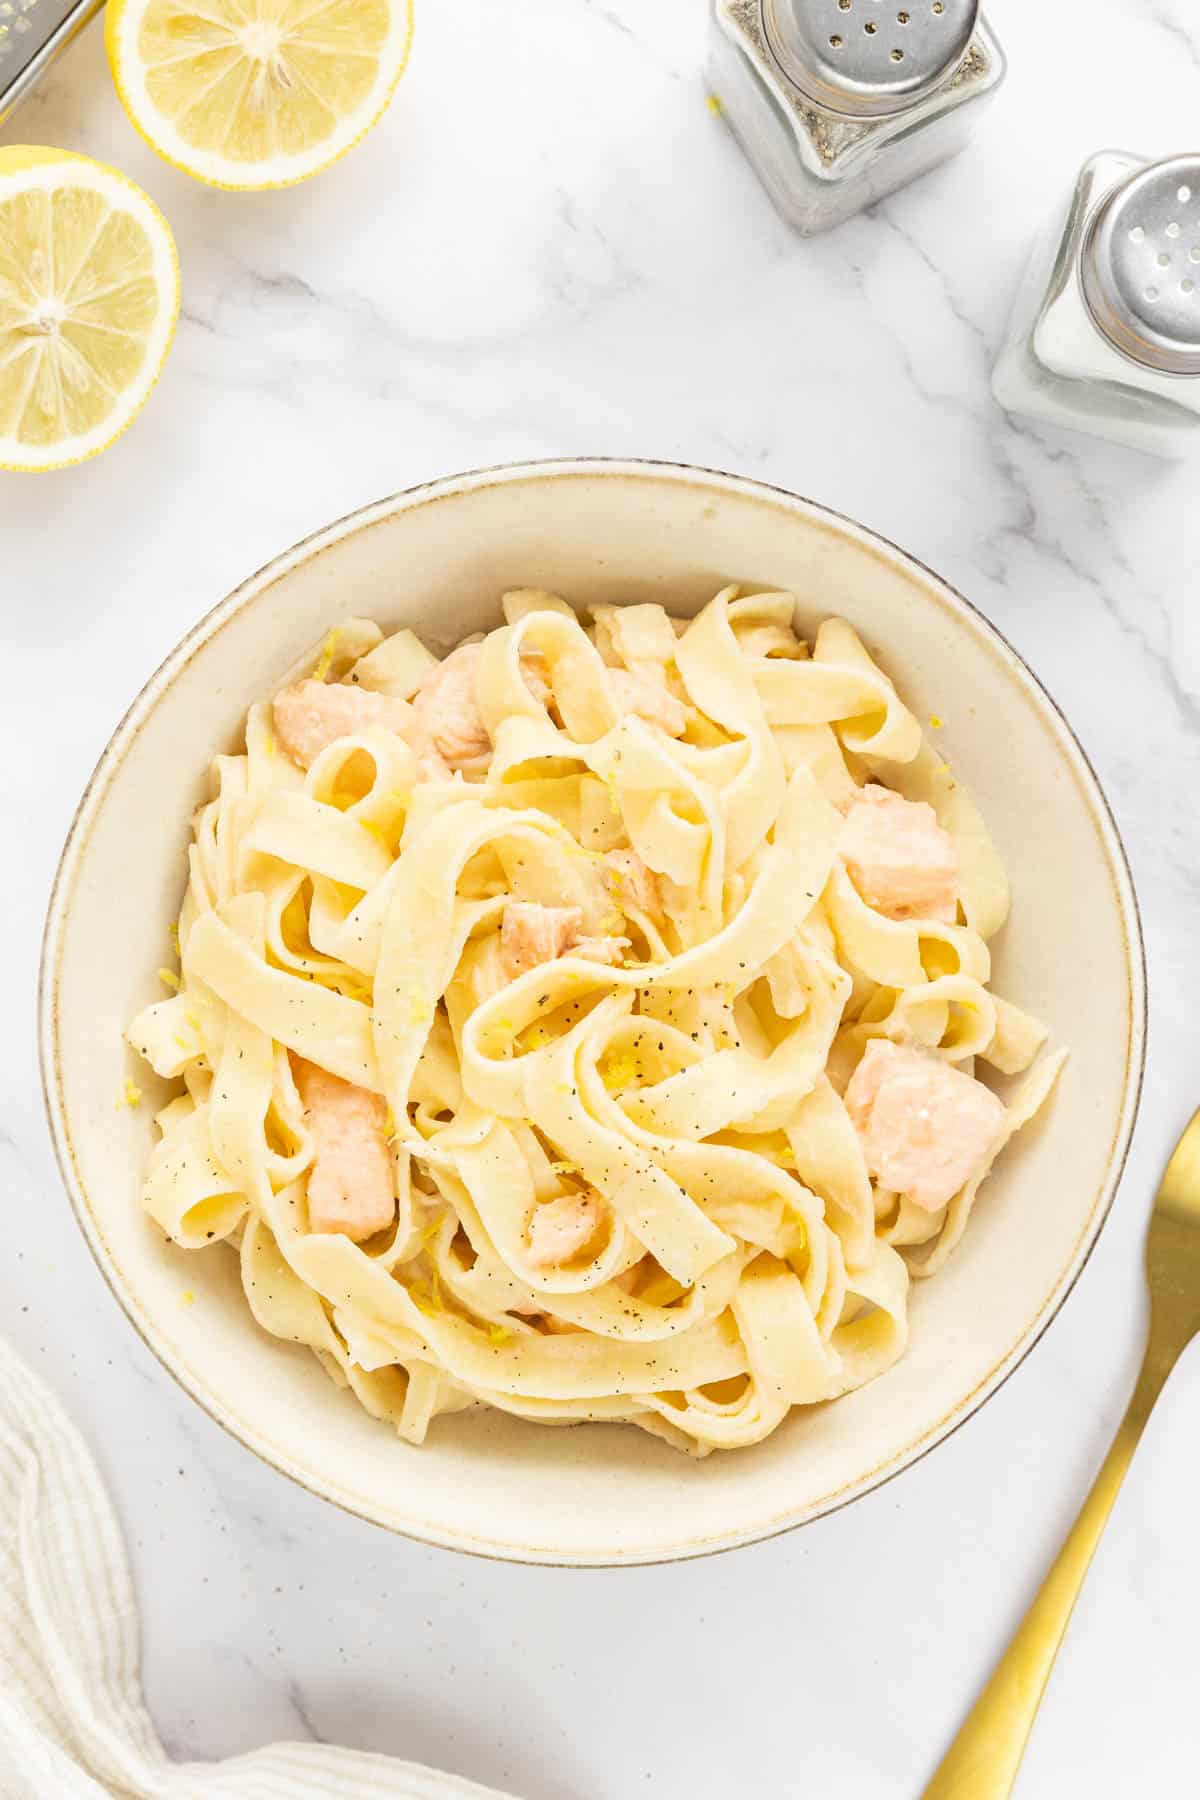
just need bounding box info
[706,0,1006,236]
[993,152,1200,459]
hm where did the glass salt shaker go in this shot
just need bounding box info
[706,0,1006,236]
[993,152,1200,458]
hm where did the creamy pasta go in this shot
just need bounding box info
[127,587,1065,1455]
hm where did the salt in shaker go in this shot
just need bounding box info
[706,0,1006,236]
[993,152,1200,458]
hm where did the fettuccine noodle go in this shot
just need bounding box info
[127,587,1065,1455]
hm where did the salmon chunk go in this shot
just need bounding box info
[412,644,492,771]
[844,1040,1005,1212]
[526,1190,605,1268]
[273,680,411,771]
[603,848,660,919]
[610,668,688,737]
[500,902,583,978]
[295,1059,395,1241]
[841,784,959,923]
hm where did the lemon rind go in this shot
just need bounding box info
[105,0,415,193]
[0,148,181,473]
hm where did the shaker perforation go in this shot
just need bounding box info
[763,0,977,118]
[1082,154,1200,376]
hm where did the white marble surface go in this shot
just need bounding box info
[3,1,1200,1794]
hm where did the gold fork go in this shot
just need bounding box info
[924,1108,1200,1799]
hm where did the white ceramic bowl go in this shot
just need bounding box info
[41,460,1145,1566]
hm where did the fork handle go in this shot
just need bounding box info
[923,1357,1163,1799]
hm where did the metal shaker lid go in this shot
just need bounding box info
[1082,155,1200,377]
[761,0,979,120]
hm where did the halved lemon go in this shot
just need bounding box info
[0,148,180,473]
[106,0,415,191]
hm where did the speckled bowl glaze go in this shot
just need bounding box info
[40,460,1145,1567]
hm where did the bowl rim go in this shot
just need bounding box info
[38,456,1148,1566]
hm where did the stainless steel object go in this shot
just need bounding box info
[763,0,978,120]
[707,0,1005,236]
[993,150,1200,458]
[1081,154,1200,376]
[0,0,104,126]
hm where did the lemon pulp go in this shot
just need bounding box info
[0,149,179,471]
[109,0,413,189]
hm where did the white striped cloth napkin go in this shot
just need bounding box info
[0,1335,517,1800]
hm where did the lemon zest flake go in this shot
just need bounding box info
[180,1289,195,1306]
[601,1051,639,1090]
[408,1278,443,1319]
[314,629,341,682]
[116,1079,143,1111]
[157,967,180,991]
[488,1324,513,1346]
[929,715,944,730]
